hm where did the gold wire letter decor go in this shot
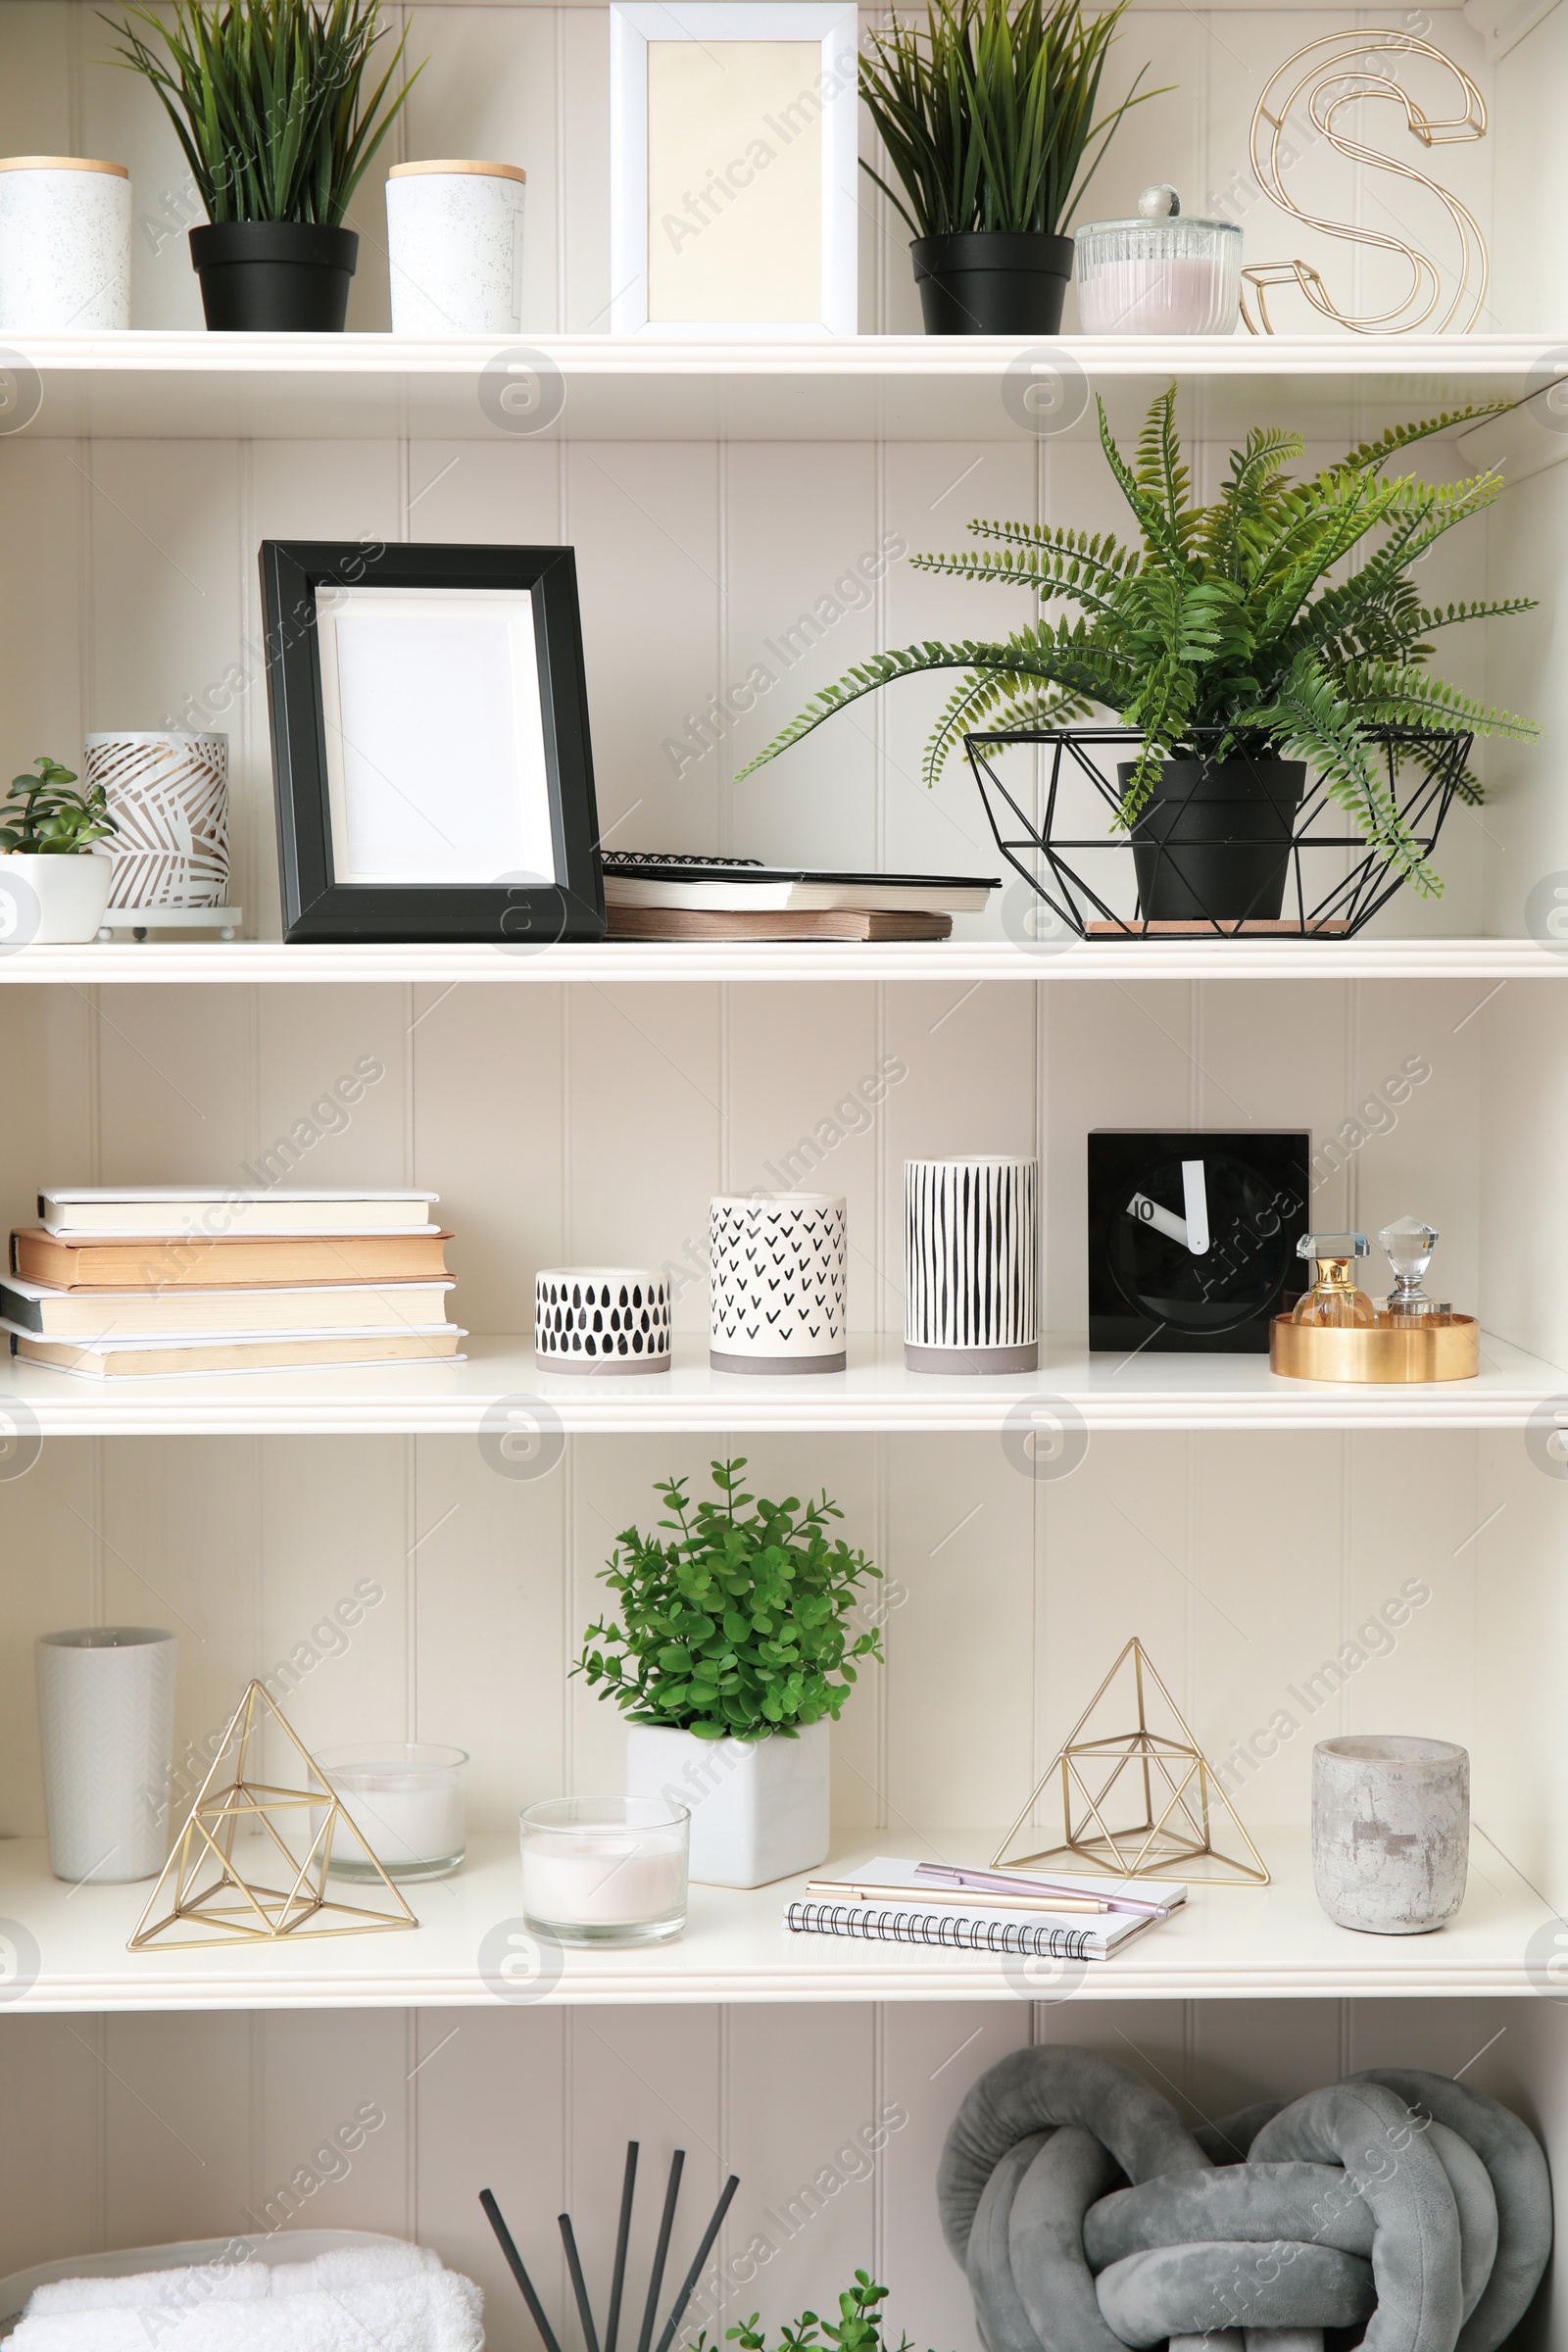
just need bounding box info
[129,1680,418,1950]
[1241,29,1488,335]
[993,1635,1269,1886]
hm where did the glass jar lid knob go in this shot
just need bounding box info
[1137,184,1181,219]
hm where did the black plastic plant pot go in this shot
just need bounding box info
[1123,758,1309,923]
[910,231,1073,334]
[189,221,359,331]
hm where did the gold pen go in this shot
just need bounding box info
[804,1880,1110,1913]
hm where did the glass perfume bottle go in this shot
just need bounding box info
[1379,1217,1450,1323]
[1292,1233,1378,1327]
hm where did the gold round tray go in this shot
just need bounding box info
[1269,1313,1480,1383]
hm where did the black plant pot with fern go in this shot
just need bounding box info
[1124,757,1306,924]
[911,230,1073,334]
[189,221,359,331]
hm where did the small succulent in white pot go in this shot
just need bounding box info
[0,757,117,945]
[574,1458,883,1886]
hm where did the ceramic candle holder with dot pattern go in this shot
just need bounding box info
[534,1269,671,1374]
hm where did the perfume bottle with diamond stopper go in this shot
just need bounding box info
[1292,1233,1378,1327]
[1379,1217,1450,1323]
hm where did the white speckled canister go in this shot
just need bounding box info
[0,158,130,330]
[1311,1735,1469,1935]
[386,160,526,334]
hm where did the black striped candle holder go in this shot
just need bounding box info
[905,1156,1038,1374]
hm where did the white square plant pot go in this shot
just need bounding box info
[625,1719,831,1888]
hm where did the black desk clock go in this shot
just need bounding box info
[1088,1130,1311,1352]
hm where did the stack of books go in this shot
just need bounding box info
[784,1856,1187,1962]
[2,1188,464,1379]
[604,855,997,942]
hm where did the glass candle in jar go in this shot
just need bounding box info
[312,1742,468,1881]
[1075,185,1242,336]
[520,1796,689,1944]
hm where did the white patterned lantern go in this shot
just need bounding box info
[535,1268,671,1374]
[905,1156,1039,1373]
[710,1194,847,1375]
[84,732,229,910]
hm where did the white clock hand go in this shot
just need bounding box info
[1181,1159,1210,1256]
[1126,1190,1189,1248]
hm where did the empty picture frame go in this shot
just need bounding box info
[610,1,858,337]
[261,541,604,944]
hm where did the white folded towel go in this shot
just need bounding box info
[17,2243,482,2352]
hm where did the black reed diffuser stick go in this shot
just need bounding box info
[636,2148,686,2352]
[480,2189,566,2352]
[652,2176,741,2352]
[605,2141,640,2352]
[560,2214,602,2352]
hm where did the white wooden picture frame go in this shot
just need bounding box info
[610,0,858,338]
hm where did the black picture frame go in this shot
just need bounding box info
[261,539,605,945]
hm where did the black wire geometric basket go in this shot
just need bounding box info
[964,724,1471,939]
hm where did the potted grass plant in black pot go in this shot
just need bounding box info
[739,390,1540,922]
[860,0,1163,334]
[108,0,421,330]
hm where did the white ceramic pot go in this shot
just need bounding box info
[0,851,113,945]
[710,1193,847,1373]
[36,1627,177,1883]
[84,732,229,909]
[535,1267,671,1373]
[905,1155,1039,1373]
[1311,1734,1470,1934]
[386,161,527,334]
[625,1720,830,1887]
[0,158,130,330]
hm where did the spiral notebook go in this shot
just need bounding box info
[784,1857,1186,1958]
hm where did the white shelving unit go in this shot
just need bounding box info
[6,0,1568,2339]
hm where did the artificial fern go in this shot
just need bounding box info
[737,390,1539,896]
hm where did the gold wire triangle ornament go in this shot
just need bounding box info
[993,1636,1269,1886]
[128,1681,419,1950]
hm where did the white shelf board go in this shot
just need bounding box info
[0,938,1563,985]
[0,1825,1550,2012]
[0,331,1557,443]
[4,1331,1563,1436]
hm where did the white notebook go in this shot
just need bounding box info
[40,1189,439,1237]
[786,1856,1188,1958]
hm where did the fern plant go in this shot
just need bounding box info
[859,0,1163,240]
[739,391,1539,896]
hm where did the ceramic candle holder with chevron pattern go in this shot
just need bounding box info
[710,1193,847,1374]
[84,732,229,909]
[905,1155,1039,1373]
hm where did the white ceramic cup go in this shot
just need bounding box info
[0,158,130,330]
[710,1193,847,1374]
[386,161,526,334]
[36,1627,177,1882]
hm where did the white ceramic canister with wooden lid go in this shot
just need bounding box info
[0,157,130,329]
[386,159,526,334]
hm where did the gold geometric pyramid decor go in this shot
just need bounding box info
[128,1680,419,1950]
[992,1636,1269,1886]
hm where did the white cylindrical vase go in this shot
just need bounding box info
[535,1268,671,1373]
[36,1627,177,1883]
[0,158,130,330]
[905,1155,1039,1373]
[386,161,527,334]
[1311,1735,1470,1935]
[710,1193,847,1374]
[84,733,229,910]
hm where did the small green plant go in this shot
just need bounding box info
[739,389,1540,897]
[574,1458,883,1740]
[706,2274,921,2352]
[859,0,1163,240]
[106,0,422,226]
[0,759,117,855]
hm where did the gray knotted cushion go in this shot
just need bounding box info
[938,2048,1550,2352]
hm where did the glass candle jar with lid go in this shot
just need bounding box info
[1074,185,1242,335]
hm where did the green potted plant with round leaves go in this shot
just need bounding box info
[107,0,422,331]
[740,390,1540,921]
[0,758,118,944]
[574,1458,883,1888]
[860,0,1164,334]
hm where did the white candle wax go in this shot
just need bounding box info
[523,1834,686,1927]
[318,1770,465,1872]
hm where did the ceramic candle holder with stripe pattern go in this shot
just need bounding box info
[905,1156,1039,1374]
